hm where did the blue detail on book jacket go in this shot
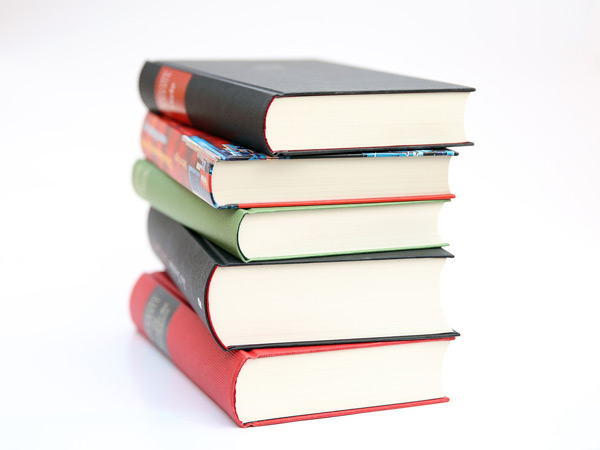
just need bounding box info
[187,165,217,206]
[184,136,272,161]
[185,135,457,162]
[362,150,456,157]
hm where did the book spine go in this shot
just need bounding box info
[133,159,247,261]
[140,112,220,208]
[130,272,247,426]
[147,207,224,345]
[139,61,276,155]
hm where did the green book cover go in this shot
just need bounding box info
[132,159,448,262]
[133,160,247,260]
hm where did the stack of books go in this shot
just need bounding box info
[131,60,474,427]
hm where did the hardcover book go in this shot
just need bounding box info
[131,271,455,427]
[139,60,474,155]
[133,159,449,261]
[147,208,458,350]
[140,112,457,209]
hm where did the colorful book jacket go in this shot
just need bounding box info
[131,271,454,427]
[132,159,449,262]
[140,112,457,209]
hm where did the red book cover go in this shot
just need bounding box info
[140,112,456,209]
[131,272,454,427]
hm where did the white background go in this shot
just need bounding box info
[1,0,599,448]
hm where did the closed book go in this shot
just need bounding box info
[131,271,455,427]
[139,60,474,156]
[133,159,449,262]
[140,112,457,209]
[147,208,458,350]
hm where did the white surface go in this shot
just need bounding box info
[1,0,599,449]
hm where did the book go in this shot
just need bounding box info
[139,60,474,156]
[147,207,458,350]
[140,112,457,209]
[133,159,449,262]
[131,271,455,427]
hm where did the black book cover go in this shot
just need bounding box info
[147,208,457,350]
[139,59,475,156]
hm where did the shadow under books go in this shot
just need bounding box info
[126,330,236,428]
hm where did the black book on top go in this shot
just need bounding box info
[147,208,458,351]
[139,59,474,156]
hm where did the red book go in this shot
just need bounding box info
[140,112,457,209]
[131,272,455,427]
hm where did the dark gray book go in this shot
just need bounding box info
[139,59,474,156]
[147,208,458,351]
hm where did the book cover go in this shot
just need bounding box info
[139,60,474,155]
[140,112,457,209]
[131,271,454,427]
[133,159,245,259]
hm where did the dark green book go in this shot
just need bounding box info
[132,159,449,262]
